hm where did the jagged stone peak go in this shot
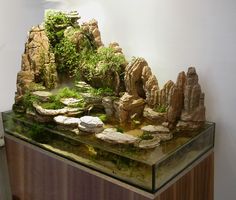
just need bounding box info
[176,71,186,89]
[186,66,199,85]
[30,24,45,32]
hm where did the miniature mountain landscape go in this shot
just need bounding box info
[12,10,206,149]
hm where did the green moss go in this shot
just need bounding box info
[154,105,167,113]
[139,132,154,140]
[116,127,124,133]
[48,87,85,109]
[55,87,82,100]
[89,87,114,96]
[40,101,64,110]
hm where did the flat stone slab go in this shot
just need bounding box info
[95,128,138,144]
[60,98,82,106]
[78,124,104,133]
[143,106,166,121]
[80,116,104,128]
[157,133,173,141]
[135,135,161,149]
[32,91,52,97]
[141,125,170,133]
[33,103,79,116]
[54,115,81,126]
[32,91,52,101]
[78,116,104,133]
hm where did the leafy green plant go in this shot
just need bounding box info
[54,38,80,75]
[44,10,73,46]
[98,114,107,122]
[22,92,40,110]
[96,47,126,75]
[139,132,154,140]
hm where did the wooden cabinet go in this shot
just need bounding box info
[5,134,214,200]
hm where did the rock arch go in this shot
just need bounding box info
[124,58,159,107]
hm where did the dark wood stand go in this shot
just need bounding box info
[5,134,214,200]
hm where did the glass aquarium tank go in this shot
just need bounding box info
[2,10,215,193]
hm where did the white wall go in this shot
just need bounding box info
[1,0,236,199]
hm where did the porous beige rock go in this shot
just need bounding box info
[109,42,123,55]
[81,19,103,47]
[15,25,57,104]
[159,80,175,107]
[117,58,159,122]
[143,106,166,122]
[167,72,186,123]
[125,58,159,107]
[116,93,145,123]
[181,67,205,123]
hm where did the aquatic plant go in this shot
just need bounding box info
[28,124,52,143]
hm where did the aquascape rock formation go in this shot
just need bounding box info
[12,10,206,149]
